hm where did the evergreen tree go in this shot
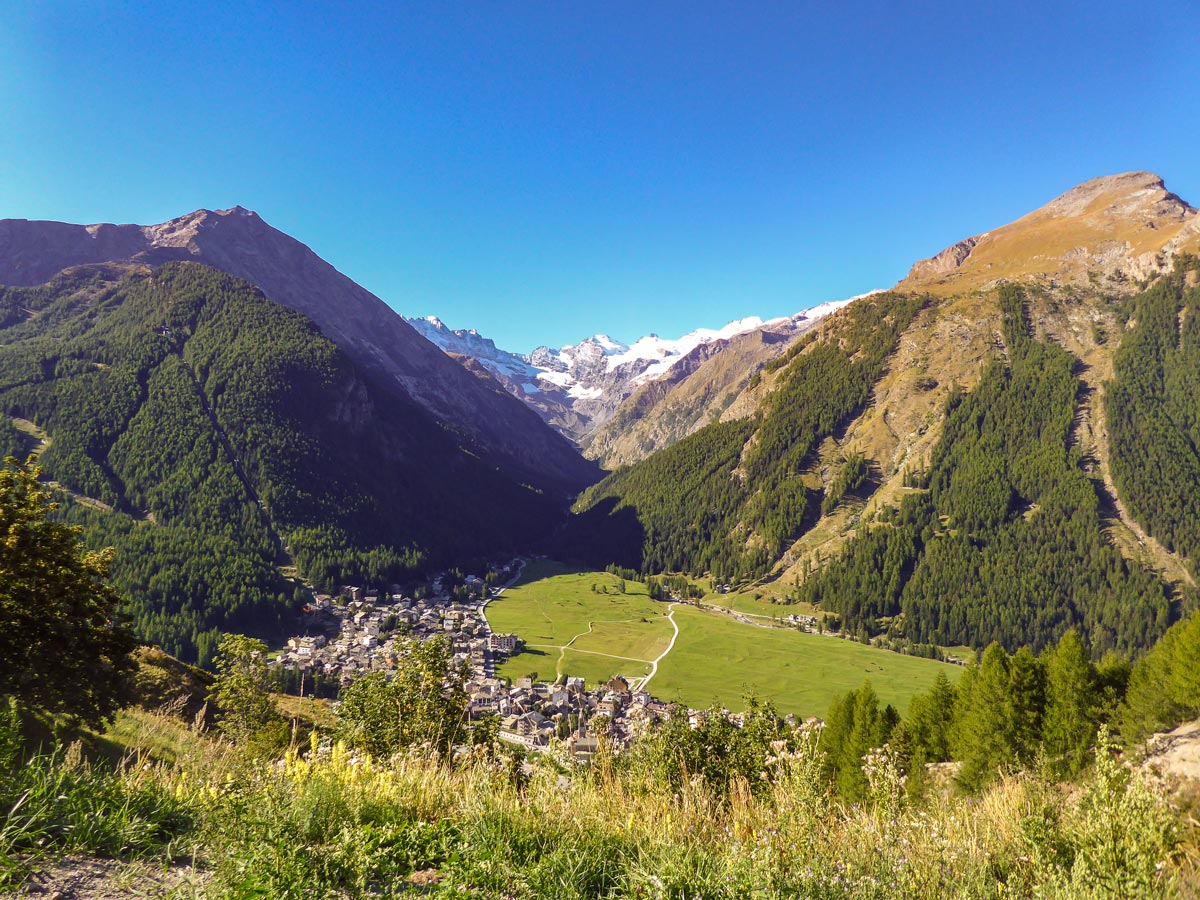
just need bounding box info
[953,643,1017,790]
[1008,645,1045,765]
[1120,608,1200,741]
[0,455,135,727]
[905,670,957,765]
[1042,629,1098,776]
[820,681,894,801]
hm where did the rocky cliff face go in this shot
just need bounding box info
[900,172,1200,294]
[0,207,598,495]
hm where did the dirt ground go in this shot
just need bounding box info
[7,856,208,899]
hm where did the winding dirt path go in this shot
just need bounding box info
[555,616,648,672]
[637,602,679,692]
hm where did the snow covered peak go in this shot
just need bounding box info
[600,315,786,379]
[589,334,627,354]
[406,291,876,435]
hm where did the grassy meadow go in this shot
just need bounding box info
[488,561,674,685]
[651,605,959,716]
[489,561,959,716]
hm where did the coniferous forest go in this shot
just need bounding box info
[0,263,561,663]
[1107,257,1200,569]
[800,285,1172,654]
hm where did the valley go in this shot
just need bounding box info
[7,6,1200,895]
[3,175,1200,898]
[488,560,959,717]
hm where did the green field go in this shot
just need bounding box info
[650,605,959,717]
[488,561,674,685]
[490,561,961,717]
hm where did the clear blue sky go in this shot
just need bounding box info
[2,2,1198,353]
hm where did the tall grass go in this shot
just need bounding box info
[0,711,194,889]
[2,709,1192,899]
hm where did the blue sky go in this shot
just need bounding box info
[2,2,1198,353]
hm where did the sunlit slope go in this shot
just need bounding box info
[899,172,1200,296]
[487,562,958,716]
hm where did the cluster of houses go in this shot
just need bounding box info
[271,568,521,687]
[466,672,675,759]
[270,561,688,758]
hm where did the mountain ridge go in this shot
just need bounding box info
[0,207,597,495]
[406,299,861,457]
[900,171,1200,295]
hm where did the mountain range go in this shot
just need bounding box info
[406,300,855,460]
[3,170,1199,664]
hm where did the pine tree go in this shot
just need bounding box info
[1042,629,1098,776]
[953,643,1017,790]
[0,455,136,727]
[820,681,892,801]
[908,670,957,764]
[1009,645,1045,765]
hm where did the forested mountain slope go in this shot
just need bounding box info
[1107,260,1200,564]
[0,263,563,664]
[799,286,1171,654]
[0,207,598,496]
[562,292,927,579]
[562,173,1200,657]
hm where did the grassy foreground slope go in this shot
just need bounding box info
[6,703,1187,900]
[488,561,959,715]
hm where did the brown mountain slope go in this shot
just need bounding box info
[777,172,1199,593]
[0,208,597,494]
[583,314,824,468]
[900,171,1200,296]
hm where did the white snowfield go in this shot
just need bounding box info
[405,290,878,404]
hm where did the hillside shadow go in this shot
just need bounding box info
[552,496,646,571]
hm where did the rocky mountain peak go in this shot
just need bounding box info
[901,172,1200,294]
[0,208,598,495]
[1038,171,1189,219]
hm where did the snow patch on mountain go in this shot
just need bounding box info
[406,292,877,444]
